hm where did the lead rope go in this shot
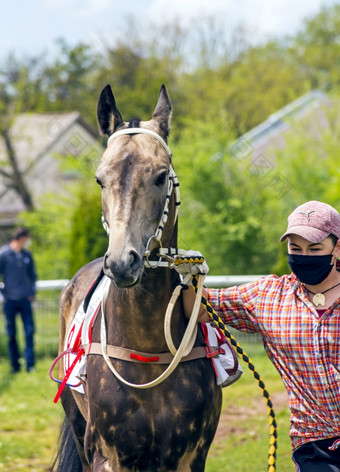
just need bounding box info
[189,273,277,472]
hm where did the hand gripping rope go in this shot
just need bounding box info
[173,255,277,472]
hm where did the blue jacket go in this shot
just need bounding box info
[0,247,37,301]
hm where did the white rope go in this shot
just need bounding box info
[107,127,172,158]
[164,279,198,357]
[100,275,205,389]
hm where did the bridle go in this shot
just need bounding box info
[99,127,203,389]
[101,127,181,268]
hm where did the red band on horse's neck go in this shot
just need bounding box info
[129,353,160,363]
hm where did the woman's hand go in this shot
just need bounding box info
[174,250,209,285]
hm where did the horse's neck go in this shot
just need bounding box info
[105,261,185,353]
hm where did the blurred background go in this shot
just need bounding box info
[0,0,340,353]
[1,2,339,470]
[1,0,340,280]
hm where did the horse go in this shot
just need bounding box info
[53,84,222,471]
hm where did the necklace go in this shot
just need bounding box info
[305,281,340,307]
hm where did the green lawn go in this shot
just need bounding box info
[0,358,64,471]
[0,351,294,471]
[206,351,293,471]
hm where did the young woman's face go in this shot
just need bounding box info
[288,234,340,258]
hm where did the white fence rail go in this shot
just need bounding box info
[0,276,265,356]
[34,275,264,291]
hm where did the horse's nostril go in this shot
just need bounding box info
[129,250,141,271]
[104,253,109,269]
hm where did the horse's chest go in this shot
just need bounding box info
[85,356,221,470]
[87,355,215,422]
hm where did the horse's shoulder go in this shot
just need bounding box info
[60,258,104,319]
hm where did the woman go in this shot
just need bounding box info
[178,201,340,472]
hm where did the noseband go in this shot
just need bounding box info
[102,127,181,267]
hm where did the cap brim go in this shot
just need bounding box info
[280,226,329,243]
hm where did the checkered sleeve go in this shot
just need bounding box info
[207,277,268,333]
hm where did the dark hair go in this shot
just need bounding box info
[12,228,30,241]
[329,234,339,246]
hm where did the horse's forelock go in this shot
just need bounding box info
[128,118,141,128]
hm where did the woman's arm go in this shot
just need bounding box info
[182,286,210,323]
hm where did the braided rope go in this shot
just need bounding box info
[169,254,277,470]
[174,256,205,265]
[190,274,277,472]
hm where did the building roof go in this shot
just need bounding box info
[0,112,102,227]
[230,90,329,158]
[0,112,99,173]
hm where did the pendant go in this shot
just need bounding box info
[312,293,326,307]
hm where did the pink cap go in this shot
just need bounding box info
[280,201,340,243]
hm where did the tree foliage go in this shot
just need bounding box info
[3,3,340,278]
[293,4,340,91]
[68,180,107,277]
[19,193,73,279]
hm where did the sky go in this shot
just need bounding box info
[0,0,338,60]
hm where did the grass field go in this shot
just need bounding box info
[0,348,295,472]
[206,351,293,472]
[0,358,64,471]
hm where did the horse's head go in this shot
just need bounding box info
[96,84,178,288]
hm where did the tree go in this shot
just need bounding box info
[0,52,48,113]
[179,39,309,137]
[270,100,340,274]
[173,120,279,275]
[0,125,34,211]
[8,5,340,280]
[19,192,73,279]
[293,4,340,91]
[68,180,108,276]
[0,76,35,211]
[41,40,100,125]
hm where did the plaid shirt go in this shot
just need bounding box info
[207,273,340,450]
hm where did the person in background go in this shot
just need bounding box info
[177,201,340,472]
[0,228,37,373]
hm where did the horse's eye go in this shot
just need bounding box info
[95,177,104,189]
[155,172,167,187]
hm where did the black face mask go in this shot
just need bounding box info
[287,253,334,285]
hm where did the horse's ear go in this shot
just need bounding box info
[152,84,172,137]
[97,85,124,136]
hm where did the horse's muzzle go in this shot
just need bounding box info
[103,250,142,288]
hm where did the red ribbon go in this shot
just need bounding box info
[129,353,160,363]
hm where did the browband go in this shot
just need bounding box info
[107,128,172,158]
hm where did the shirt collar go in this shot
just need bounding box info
[288,272,300,292]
